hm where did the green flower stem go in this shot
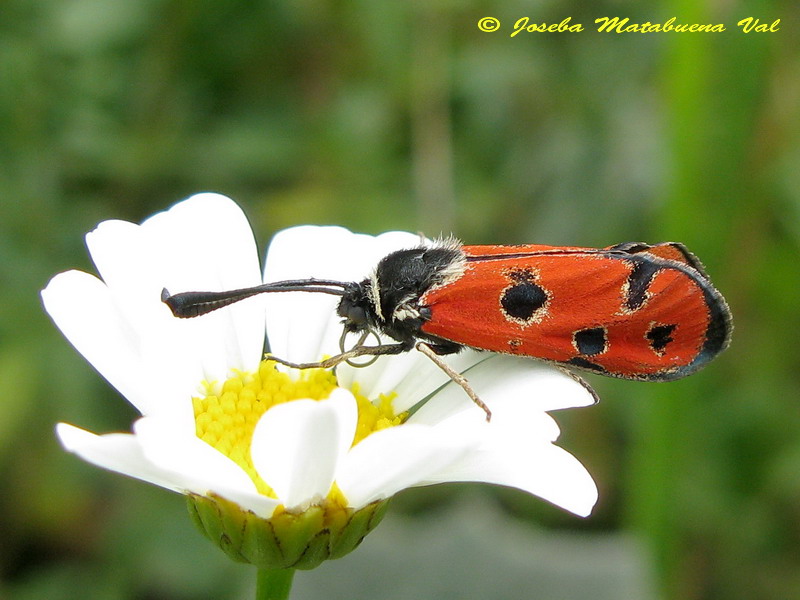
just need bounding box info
[256,568,295,600]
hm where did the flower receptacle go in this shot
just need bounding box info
[188,493,390,570]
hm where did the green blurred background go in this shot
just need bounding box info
[2,1,799,599]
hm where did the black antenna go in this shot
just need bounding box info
[162,279,349,318]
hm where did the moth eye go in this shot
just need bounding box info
[344,304,368,326]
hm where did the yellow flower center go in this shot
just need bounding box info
[192,359,404,503]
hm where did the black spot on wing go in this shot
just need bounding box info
[646,323,676,356]
[501,282,547,321]
[567,357,607,373]
[625,260,660,311]
[574,327,608,356]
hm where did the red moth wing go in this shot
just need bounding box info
[419,244,730,380]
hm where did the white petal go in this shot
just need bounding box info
[90,193,261,309]
[425,435,598,517]
[43,270,199,431]
[410,357,597,426]
[145,193,266,364]
[44,194,269,424]
[416,400,597,516]
[405,366,598,516]
[336,422,480,508]
[85,219,163,331]
[132,417,279,517]
[133,417,258,496]
[88,193,266,382]
[250,388,357,510]
[42,270,166,416]
[57,421,279,517]
[56,422,185,492]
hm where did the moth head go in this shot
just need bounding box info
[336,281,376,333]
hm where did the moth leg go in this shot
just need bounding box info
[418,338,463,356]
[415,342,492,422]
[556,366,601,405]
[267,341,410,370]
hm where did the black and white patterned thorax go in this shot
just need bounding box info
[336,238,466,348]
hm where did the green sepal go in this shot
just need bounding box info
[187,494,389,570]
[329,498,390,559]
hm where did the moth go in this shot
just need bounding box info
[163,239,732,420]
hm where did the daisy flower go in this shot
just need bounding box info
[41,193,598,574]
